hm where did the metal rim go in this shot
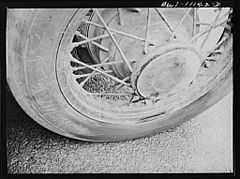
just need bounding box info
[56,8,232,124]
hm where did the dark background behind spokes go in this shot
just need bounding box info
[6,89,232,173]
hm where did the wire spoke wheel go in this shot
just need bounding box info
[62,7,232,122]
[7,8,233,141]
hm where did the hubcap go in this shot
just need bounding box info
[56,7,232,123]
[131,43,202,99]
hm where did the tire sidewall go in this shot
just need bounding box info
[7,9,233,142]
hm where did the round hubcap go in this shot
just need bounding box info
[60,8,232,123]
[131,43,202,99]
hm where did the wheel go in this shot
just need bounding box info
[7,8,233,142]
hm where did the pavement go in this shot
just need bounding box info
[6,89,233,173]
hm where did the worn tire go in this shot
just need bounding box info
[7,9,232,142]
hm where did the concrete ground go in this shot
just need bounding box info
[6,90,233,173]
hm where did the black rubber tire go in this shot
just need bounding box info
[7,9,233,142]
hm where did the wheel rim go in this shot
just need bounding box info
[56,8,232,124]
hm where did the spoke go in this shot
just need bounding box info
[85,21,155,45]
[213,49,222,54]
[154,8,174,33]
[205,57,216,61]
[200,8,222,49]
[74,32,114,46]
[144,8,150,54]
[128,94,135,103]
[201,38,227,66]
[196,9,231,29]
[75,70,113,78]
[190,9,230,43]
[117,8,123,25]
[196,22,211,26]
[114,76,131,91]
[132,97,146,103]
[122,93,141,106]
[170,8,192,40]
[79,57,110,87]
[193,8,197,37]
[72,32,109,52]
[94,9,133,72]
[189,17,228,43]
[70,55,130,86]
[123,94,135,106]
[72,59,136,70]
[202,35,227,60]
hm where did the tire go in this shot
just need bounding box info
[7,9,233,142]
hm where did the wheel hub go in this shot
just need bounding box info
[87,9,196,79]
[131,43,202,99]
[64,7,231,124]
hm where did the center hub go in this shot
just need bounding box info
[131,43,202,99]
[86,8,197,79]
